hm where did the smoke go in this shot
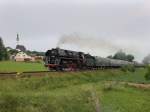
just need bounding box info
[143,54,150,64]
[57,33,120,51]
[56,33,144,62]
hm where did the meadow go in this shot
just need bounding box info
[0,61,47,72]
[0,68,150,112]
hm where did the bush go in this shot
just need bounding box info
[145,66,150,80]
[103,83,114,91]
[0,94,19,112]
[121,65,135,72]
[127,65,135,72]
[103,82,118,91]
[35,60,42,63]
[24,58,31,62]
[121,66,128,72]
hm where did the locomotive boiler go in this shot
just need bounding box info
[44,48,141,71]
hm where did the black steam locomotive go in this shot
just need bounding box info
[44,48,142,71]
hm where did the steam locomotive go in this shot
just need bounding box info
[44,48,143,71]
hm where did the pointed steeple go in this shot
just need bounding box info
[16,33,19,45]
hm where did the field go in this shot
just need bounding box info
[0,61,47,72]
[0,68,150,112]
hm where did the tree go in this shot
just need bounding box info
[26,50,44,56]
[8,49,18,55]
[126,54,134,62]
[107,50,135,62]
[16,45,26,52]
[0,37,5,60]
[113,50,127,60]
[107,55,113,59]
[0,37,8,60]
[145,66,150,80]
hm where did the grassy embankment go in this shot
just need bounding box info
[0,61,47,72]
[0,68,150,112]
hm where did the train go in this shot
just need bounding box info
[44,48,143,71]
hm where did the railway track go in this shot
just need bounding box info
[0,67,142,79]
[0,70,92,78]
[0,71,55,78]
[0,69,107,78]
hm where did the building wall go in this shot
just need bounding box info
[15,58,24,62]
[14,52,32,62]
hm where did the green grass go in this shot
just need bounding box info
[0,61,47,72]
[0,68,150,112]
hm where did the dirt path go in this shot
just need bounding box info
[126,83,150,89]
[106,81,150,89]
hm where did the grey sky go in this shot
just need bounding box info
[0,0,150,61]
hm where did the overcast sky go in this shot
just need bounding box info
[0,0,150,61]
